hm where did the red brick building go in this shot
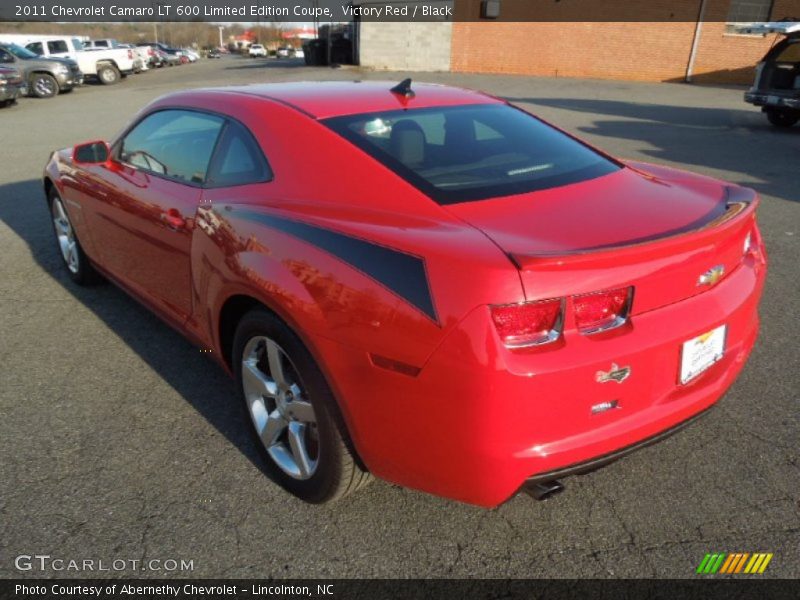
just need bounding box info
[450,0,800,83]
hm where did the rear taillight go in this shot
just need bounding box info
[490,298,563,348]
[573,287,632,334]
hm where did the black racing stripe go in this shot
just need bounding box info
[238,211,439,324]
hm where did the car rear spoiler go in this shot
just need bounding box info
[509,187,757,271]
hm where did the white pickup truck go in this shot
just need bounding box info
[0,34,136,84]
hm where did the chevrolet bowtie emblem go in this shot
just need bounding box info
[595,363,631,384]
[698,265,725,287]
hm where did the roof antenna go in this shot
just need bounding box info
[390,78,415,98]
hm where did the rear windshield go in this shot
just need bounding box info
[774,40,800,63]
[324,103,620,204]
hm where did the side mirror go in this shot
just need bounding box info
[73,141,110,165]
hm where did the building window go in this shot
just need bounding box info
[725,0,775,34]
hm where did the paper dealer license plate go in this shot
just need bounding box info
[680,325,726,384]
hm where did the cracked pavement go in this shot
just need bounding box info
[1,57,798,578]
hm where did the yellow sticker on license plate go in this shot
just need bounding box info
[680,325,726,384]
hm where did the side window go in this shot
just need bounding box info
[775,41,800,63]
[119,109,224,185]
[47,40,69,54]
[0,49,14,63]
[725,0,773,34]
[95,40,109,48]
[26,42,44,56]
[206,120,272,187]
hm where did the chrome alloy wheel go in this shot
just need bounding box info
[242,336,320,480]
[52,196,79,274]
[34,76,56,97]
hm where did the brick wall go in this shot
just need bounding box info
[449,0,800,84]
[451,21,697,82]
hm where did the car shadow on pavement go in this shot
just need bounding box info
[224,59,308,71]
[505,96,800,203]
[0,178,264,470]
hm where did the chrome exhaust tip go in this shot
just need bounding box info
[524,480,565,501]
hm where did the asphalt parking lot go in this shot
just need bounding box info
[1,56,798,579]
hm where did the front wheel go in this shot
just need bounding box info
[30,73,58,98]
[49,189,102,285]
[233,309,371,503]
[766,108,799,128]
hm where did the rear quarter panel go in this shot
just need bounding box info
[176,92,524,460]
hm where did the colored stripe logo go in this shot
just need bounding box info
[696,552,773,574]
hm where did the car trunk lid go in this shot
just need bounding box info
[446,163,758,315]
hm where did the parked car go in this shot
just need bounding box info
[276,46,291,58]
[207,48,221,59]
[181,48,199,62]
[0,34,135,85]
[0,65,26,106]
[294,48,305,60]
[739,21,800,127]
[135,43,163,68]
[0,43,81,98]
[156,48,181,67]
[249,44,267,58]
[140,42,182,59]
[137,43,182,67]
[117,44,149,72]
[43,81,766,507]
[83,39,145,73]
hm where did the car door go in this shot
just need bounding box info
[82,108,225,324]
[183,117,274,336]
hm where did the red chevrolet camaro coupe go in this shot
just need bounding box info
[43,80,766,506]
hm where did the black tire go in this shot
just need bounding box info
[766,108,799,128]
[29,73,58,99]
[48,188,103,285]
[233,308,371,503]
[97,63,120,85]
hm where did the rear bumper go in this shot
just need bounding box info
[313,249,766,507]
[745,90,800,110]
[525,405,712,485]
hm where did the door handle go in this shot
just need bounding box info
[162,209,186,230]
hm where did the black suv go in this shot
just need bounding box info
[742,22,800,128]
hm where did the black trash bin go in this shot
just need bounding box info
[303,40,326,66]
